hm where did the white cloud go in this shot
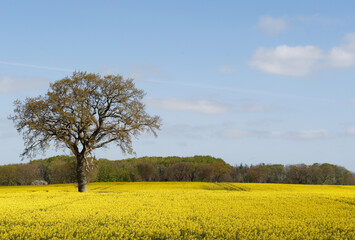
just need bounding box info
[218,66,236,73]
[237,102,280,113]
[250,45,323,76]
[258,16,287,35]
[347,126,355,135]
[0,76,49,93]
[328,32,355,68]
[146,98,230,115]
[349,99,355,105]
[250,32,355,77]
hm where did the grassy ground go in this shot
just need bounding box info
[0,182,354,239]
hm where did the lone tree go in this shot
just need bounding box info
[10,71,161,192]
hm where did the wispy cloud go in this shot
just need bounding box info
[102,65,334,104]
[146,98,230,115]
[160,122,339,141]
[101,63,166,81]
[101,66,121,76]
[295,129,331,139]
[0,76,50,93]
[237,102,280,113]
[146,79,334,103]
[0,61,73,72]
[347,126,355,136]
[297,14,342,26]
[219,128,334,140]
[250,32,355,77]
[219,129,252,138]
[127,63,166,81]
[258,16,287,35]
[161,123,212,139]
[218,66,236,73]
[247,119,283,126]
[349,98,355,105]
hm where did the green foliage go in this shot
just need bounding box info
[119,155,226,166]
[0,155,354,185]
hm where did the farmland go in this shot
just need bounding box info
[0,182,354,239]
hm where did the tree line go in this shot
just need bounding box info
[0,155,354,186]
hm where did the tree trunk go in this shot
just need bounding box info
[76,155,88,192]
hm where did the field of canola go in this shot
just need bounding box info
[0,182,354,239]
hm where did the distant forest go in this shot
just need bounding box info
[0,155,354,186]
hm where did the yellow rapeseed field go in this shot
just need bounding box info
[0,182,354,239]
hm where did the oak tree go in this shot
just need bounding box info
[10,71,161,192]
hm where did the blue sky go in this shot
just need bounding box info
[1,1,355,171]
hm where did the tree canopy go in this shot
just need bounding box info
[10,71,161,192]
